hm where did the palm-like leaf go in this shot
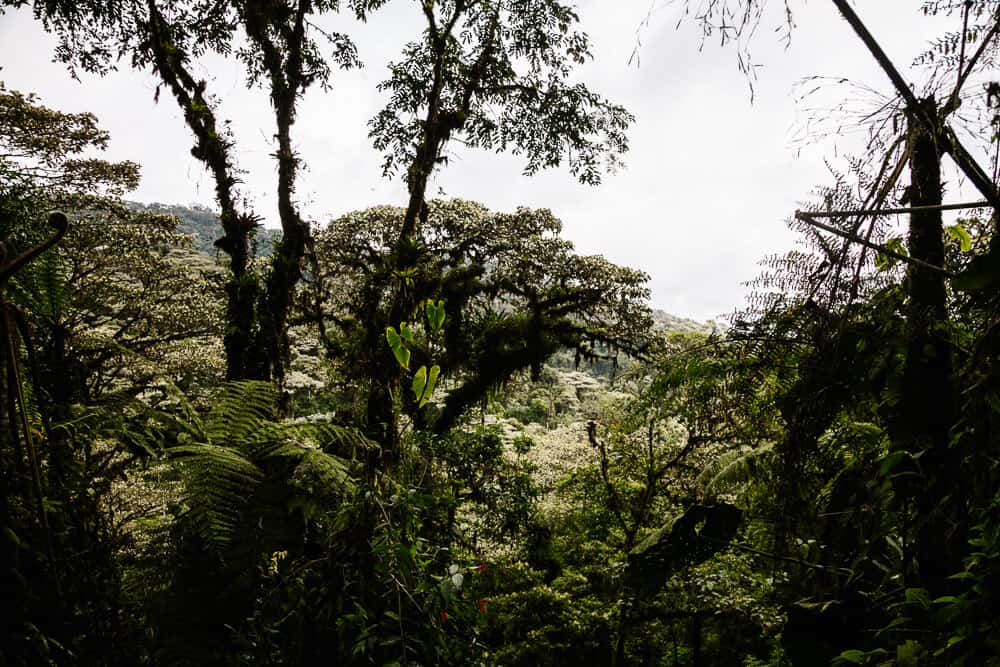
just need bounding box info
[698,443,775,496]
[8,249,70,323]
[169,381,374,549]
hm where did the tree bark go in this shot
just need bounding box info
[243,0,313,393]
[901,98,960,592]
[903,98,952,449]
[146,0,260,381]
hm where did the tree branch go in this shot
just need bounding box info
[941,126,1000,211]
[795,210,953,276]
[831,0,1000,210]
[0,212,69,285]
[830,0,919,112]
[587,420,632,541]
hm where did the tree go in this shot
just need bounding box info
[327,0,634,445]
[11,0,361,385]
[310,199,652,442]
[667,0,999,584]
[0,84,190,666]
[619,3,1000,661]
[366,0,633,240]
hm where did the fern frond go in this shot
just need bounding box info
[168,383,370,549]
[67,381,207,457]
[169,442,264,547]
[290,448,356,496]
[284,420,378,458]
[206,381,277,446]
[244,436,359,495]
[8,248,69,322]
[699,443,776,495]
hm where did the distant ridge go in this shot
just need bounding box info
[650,309,716,335]
[128,202,280,257]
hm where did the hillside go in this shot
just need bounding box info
[651,309,717,334]
[129,201,280,257]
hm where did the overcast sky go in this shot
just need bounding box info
[0,1,978,321]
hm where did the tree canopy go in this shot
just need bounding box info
[2,1,1000,665]
[312,198,651,434]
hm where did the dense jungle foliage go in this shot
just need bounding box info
[1,0,1000,665]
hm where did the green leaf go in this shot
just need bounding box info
[399,322,414,343]
[904,587,931,610]
[931,595,960,605]
[385,327,410,369]
[879,450,911,477]
[395,346,411,370]
[426,299,446,332]
[386,326,401,349]
[835,649,867,664]
[934,635,966,656]
[392,266,417,285]
[946,224,972,252]
[421,365,440,407]
[875,237,908,271]
[412,365,428,403]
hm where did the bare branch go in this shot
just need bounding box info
[830,0,920,113]
[795,210,954,276]
[804,200,990,218]
[941,126,1000,211]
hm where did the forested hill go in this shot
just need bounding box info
[651,309,716,334]
[130,201,280,257]
[136,202,719,338]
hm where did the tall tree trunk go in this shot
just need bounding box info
[901,98,960,592]
[256,106,308,389]
[831,0,1000,596]
[243,0,313,394]
[146,0,261,381]
[903,98,952,449]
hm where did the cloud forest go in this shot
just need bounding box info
[1,1,999,665]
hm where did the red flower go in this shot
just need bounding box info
[475,598,487,614]
[477,563,487,574]
[439,610,448,622]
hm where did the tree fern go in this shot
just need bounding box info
[169,381,374,548]
[285,419,379,458]
[83,382,206,458]
[170,442,265,548]
[205,381,277,447]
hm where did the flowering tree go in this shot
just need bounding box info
[310,199,652,441]
[10,0,362,383]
